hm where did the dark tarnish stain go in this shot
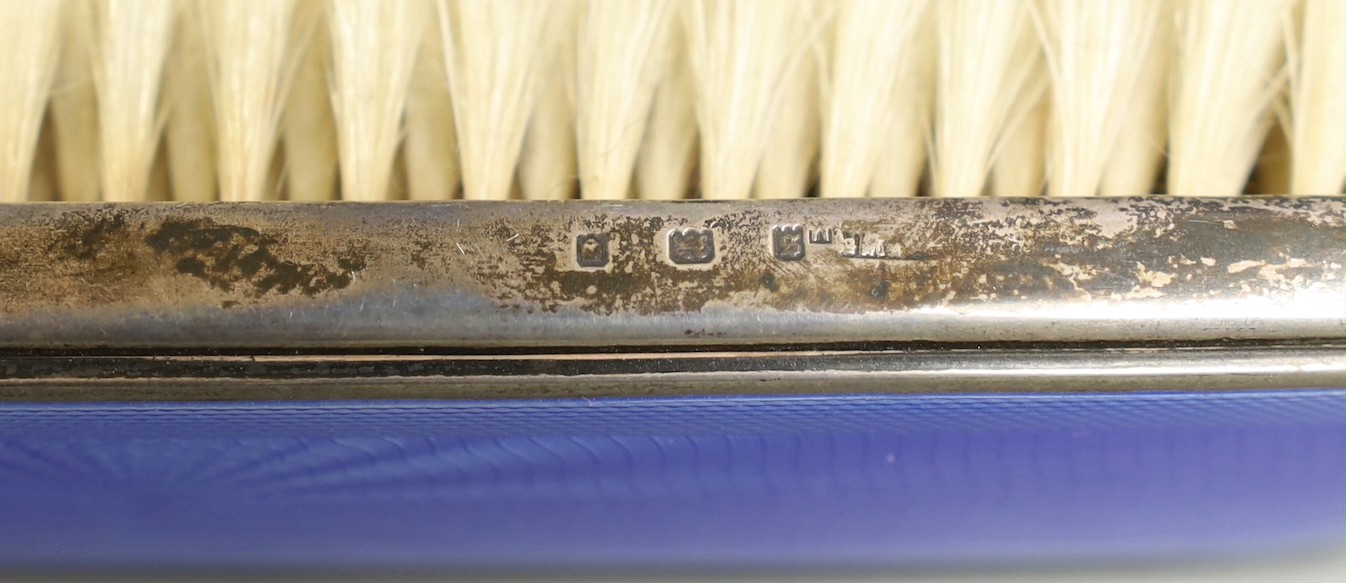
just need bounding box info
[1,208,371,310]
[759,271,779,293]
[410,239,433,270]
[870,280,891,300]
[53,210,132,260]
[144,218,366,298]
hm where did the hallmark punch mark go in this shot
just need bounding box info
[668,228,716,265]
[576,233,610,267]
[772,225,805,261]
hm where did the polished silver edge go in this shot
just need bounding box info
[0,197,1342,349]
[0,344,1340,401]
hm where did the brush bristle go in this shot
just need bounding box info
[0,0,1340,201]
[820,0,930,199]
[1290,0,1345,195]
[92,0,177,202]
[1037,0,1165,197]
[1168,0,1296,197]
[441,0,551,200]
[329,0,426,202]
[518,0,579,201]
[202,0,297,202]
[686,0,820,200]
[163,2,216,202]
[576,0,672,201]
[0,0,62,202]
[403,11,460,201]
[934,0,1038,197]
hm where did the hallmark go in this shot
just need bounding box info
[772,225,806,261]
[576,233,610,267]
[668,228,716,265]
[807,227,835,245]
[841,231,900,260]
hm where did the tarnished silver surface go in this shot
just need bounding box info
[0,197,1341,349]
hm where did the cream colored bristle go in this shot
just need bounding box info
[0,0,62,202]
[988,19,1048,199]
[576,0,673,201]
[991,93,1048,196]
[1168,0,1294,196]
[92,0,176,202]
[754,31,820,200]
[685,0,818,200]
[328,0,426,202]
[820,0,930,199]
[933,0,1041,198]
[202,0,296,202]
[283,1,337,202]
[440,0,551,201]
[1101,11,1169,197]
[5,0,1346,202]
[164,1,215,202]
[868,22,935,198]
[989,1,1049,198]
[404,15,460,201]
[868,117,928,198]
[520,0,578,201]
[636,18,697,201]
[49,0,103,202]
[1289,0,1344,195]
[1036,0,1164,197]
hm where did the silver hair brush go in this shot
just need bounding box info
[0,0,1341,574]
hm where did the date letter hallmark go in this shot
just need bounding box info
[576,233,610,268]
[771,225,806,261]
[668,228,716,265]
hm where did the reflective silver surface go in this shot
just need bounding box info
[0,344,1339,401]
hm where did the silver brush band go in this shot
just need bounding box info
[2,197,1341,400]
[0,197,1340,350]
